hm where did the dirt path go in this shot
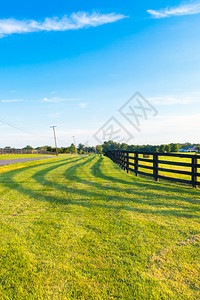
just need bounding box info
[0,157,52,166]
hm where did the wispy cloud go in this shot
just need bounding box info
[79,102,87,108]
[43,97,80,103]
[1,99,23,103]
[147,2,200,18]
[0,12,127,38]
[148,94,199,105]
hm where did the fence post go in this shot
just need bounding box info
[192,155,197,188]
[135,152,138,177]
[123,152,126,171]
[153,153,159,182]
[126,151,130,173]
[120,151,123,169]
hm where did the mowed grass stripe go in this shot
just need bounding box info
[0,155,199,299]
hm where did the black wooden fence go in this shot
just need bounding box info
[104,150,200,188]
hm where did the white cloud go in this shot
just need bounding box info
[43,97,80,103]
[0,12,127,38]
[147,2,200,18]
[79,102,87,108]
[148,94,199,105]
[1,99,23,103]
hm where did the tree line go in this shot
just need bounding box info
[101,141,200,153]
[8,141,198,155]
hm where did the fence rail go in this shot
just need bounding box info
[104,150,200,188]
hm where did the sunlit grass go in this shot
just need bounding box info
[0,155,199,299]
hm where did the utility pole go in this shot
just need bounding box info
[72,136,77,154]
[50,126,58,156]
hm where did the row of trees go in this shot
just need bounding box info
[36,144,99,154]
[36,141,194,154]
[4,141,199,155]
[101,141,180,153]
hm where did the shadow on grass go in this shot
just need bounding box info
[96,157,200,199]
[61,156,200,209]
[0,155,199,220]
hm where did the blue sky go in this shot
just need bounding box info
[0,0,200,147]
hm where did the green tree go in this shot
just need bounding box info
[77,143,84,152]
[171,143,179,152]
[165,145,171,153]
[69,143,76,154]
[47,146,53,152]
[120,143,128,151]
[23,145,34,150]
[159,145,166,153]
[96,145,103,155]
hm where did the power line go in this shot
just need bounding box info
[0,116,52,140]
[0,117,35,135]
[0,116,80,147]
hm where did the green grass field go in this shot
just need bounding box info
[0,155,199,299]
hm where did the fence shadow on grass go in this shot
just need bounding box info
[61,156,200,207]
[96,157,200,199]
[25,157,200,219]
[0,155,199,220]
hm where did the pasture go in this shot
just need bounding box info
[0,155,199,299]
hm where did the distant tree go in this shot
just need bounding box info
[165,145,171,153]
[159,145,166,153]
[102,140,120,153]
[84,146,95,153]
[120,143,128,151]
[127,145,135,151]
[77,143,85,152]
[96,145,103,155]
[171,143,179,152]
[23,145,34,150]
[197,146,200,153]
[36,145,49,151]
[69,143,76,154]
[47,146,53,152]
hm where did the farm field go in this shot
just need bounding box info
[0,155,199,299]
